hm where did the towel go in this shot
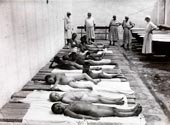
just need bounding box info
[52,69,82,73]
[91,65,116,70]
[94,59,112,63]
[22,91,145,125]
[97,49,113,55]
[103,48,113,54]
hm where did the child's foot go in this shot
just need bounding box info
[134,105,142,116]
[94,79,101,85]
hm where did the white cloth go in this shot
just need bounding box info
[91,65,116,70]
[64,16,72,39]
[97,48,113,54]
[94,81,134,94]
[52,69,82,73]
[93,59,112,63]
[85,17,95,39]
[142,21,157,54]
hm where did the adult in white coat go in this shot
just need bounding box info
[142,16,157,55]
[64,12,72,46]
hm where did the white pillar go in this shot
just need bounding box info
[165,0,170,25]
[157,0,165,24]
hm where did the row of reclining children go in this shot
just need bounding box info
[44,34,142,120]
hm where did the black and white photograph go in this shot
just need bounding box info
[0,0,170,124]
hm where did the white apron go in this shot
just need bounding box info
[109,20,120,41]
[85,17,95,40]
[122,20,134,48]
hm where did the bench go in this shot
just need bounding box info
[77,26,109,40]
[158,24,170,30]
[131,28,170,55]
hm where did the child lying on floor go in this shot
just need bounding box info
[49,55,102,70]
[83,62,127,81]
[79,35,107,53]
[69,52,118,66]
[51,102,142,120]
[49,91,124,105]
[45,73,101,90]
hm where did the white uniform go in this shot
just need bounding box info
[109,20,120,41]
[64,16,72,39]
[142,21,157,54]
[122,20,134,49]
[85,17,95,40]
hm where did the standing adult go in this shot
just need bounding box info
[109,15,121,46]
[84,12,95,43]
[122,16,135,50]
[142,16,157,57]
[64,12,72,47]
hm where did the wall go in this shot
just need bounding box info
[0,0,72,108]
[72,0,157,32]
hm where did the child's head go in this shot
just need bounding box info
[72,33,77,40]
[45,75,56,85]
[80,35,87,44]
[62,55,69,60]
[69,52,77,61]
[53,56,61,63]
[83,62,90,73]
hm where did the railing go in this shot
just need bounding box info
[77,26,109,40]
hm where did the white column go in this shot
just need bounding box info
[165,0,170,25]
[157,0,165,24]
